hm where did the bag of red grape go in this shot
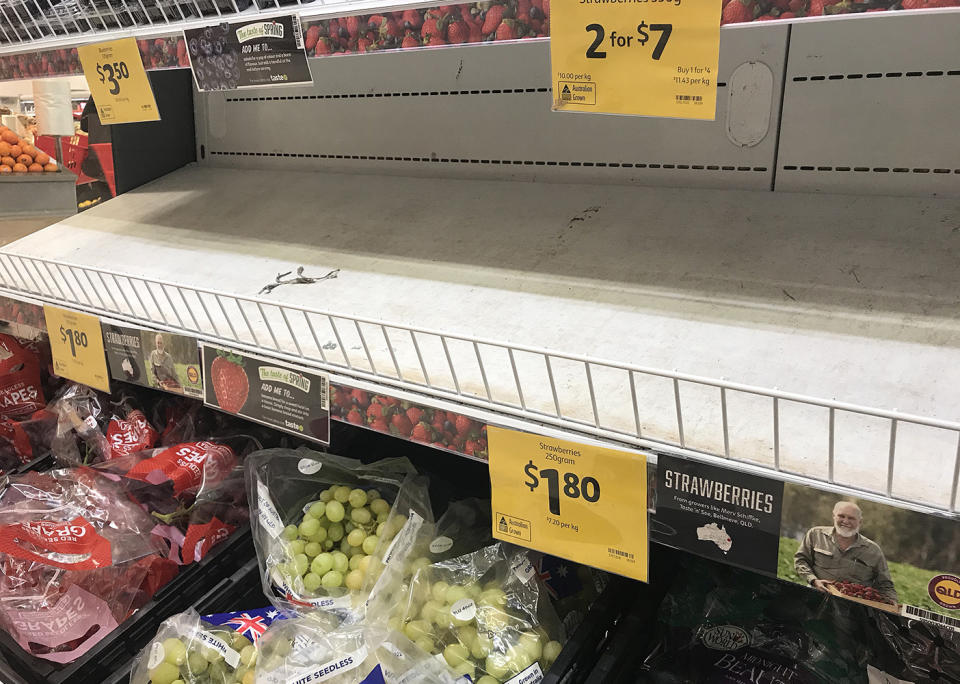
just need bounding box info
[0,466,173,662]
[246,447,433,622]
[0,333,45,419]
[395,542,566,684]
[50,384,161,466]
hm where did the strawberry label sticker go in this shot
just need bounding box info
[201,344,330,444]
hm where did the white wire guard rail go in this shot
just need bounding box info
[0,250,957,515]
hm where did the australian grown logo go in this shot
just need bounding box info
[928,574,960,610]
[236,22,283,43]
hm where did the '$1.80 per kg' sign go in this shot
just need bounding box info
[524,460,600,516]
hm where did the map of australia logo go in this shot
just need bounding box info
[697,522,732,553]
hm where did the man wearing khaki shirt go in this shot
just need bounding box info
[794,501,898,604]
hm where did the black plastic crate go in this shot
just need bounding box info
[0,526,255,684]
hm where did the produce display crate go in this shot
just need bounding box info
[0,526,255,684]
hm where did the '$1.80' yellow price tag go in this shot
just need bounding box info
[44,305,110,392]
[551,0,722,119]
[489,426,648,581]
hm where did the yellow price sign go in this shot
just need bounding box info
[551,0,721,119]
[489,426,648,581]
[44,306,110,392]
[78,37,160,124]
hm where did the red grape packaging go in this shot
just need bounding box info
[0,467,176,662]
[246,448,433,622]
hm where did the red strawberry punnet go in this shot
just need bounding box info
[210,352,249,414]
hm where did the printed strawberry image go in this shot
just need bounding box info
[210,351,249,413]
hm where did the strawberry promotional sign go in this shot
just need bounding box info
[200,344,330,444]
[654,456,960,634]
[103,323,203,398]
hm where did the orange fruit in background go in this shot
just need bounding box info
[0,130,17,145]
[12,163,27,173]
[9,145,21,158]
[35,152,50,166]
[16,154,31,166]
[27,163,42,173]
[0,142,10,157]
[20,145,36,158]
[0,157,14,167]
[43,163,58,172]
[0,165,10,174]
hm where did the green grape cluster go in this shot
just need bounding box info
[147,631,257,684]
[387,578,562,683]
[275,486,403,595]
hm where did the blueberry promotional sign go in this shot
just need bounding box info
[201,344,330,444]
[653,454,783,575]
[184,15,313,92]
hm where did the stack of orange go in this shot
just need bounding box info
[0,126,58,175]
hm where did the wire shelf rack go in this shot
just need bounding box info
[0,249,957,516]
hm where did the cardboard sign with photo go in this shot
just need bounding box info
[103,323,203,398]
[778,483,960,633]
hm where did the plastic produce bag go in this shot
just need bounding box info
[0,466,173,662]
[131,609,274,684]
[371,629,465,684]
[255,613,377,684]
[396,542,565,683]
[639,558,873,683]
[421,498,492,566]
[862,609,960,683]
[50,384,160,465]
[247,447,432,621]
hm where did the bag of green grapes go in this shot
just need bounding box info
[130,610,263,684]
[246,447,433,623]
[369,628,467,684]
[396,542,566,684]
[254,614,380,684]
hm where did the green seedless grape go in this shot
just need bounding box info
[281,525,299,541]
[308,501,326,518]
[362,535,379,555]
[348,488,368,508]
[334,486,351,503]
[321,570,344,587]
[325,501,345,523]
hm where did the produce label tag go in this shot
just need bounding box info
[653,454,784,575]
[44,305,109,392]
[0,516,112,570]
[184,15,313,92]
[201,344,330,444]
[103,323,202,397]
[78,37,160,124]
[489,426,648,582]
[194,629,241,668]
[257,478,284,539]
[778,481,960,624]
[505,662,543,684]
[550,0,721,119]
[125,441,236,495]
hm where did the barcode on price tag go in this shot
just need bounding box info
[902,604,960,632]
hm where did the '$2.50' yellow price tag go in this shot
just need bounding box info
[44,305,110,392]
[489,426,648,581]
[551,0,722,119]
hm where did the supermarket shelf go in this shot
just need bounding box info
[1,165,960,516]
